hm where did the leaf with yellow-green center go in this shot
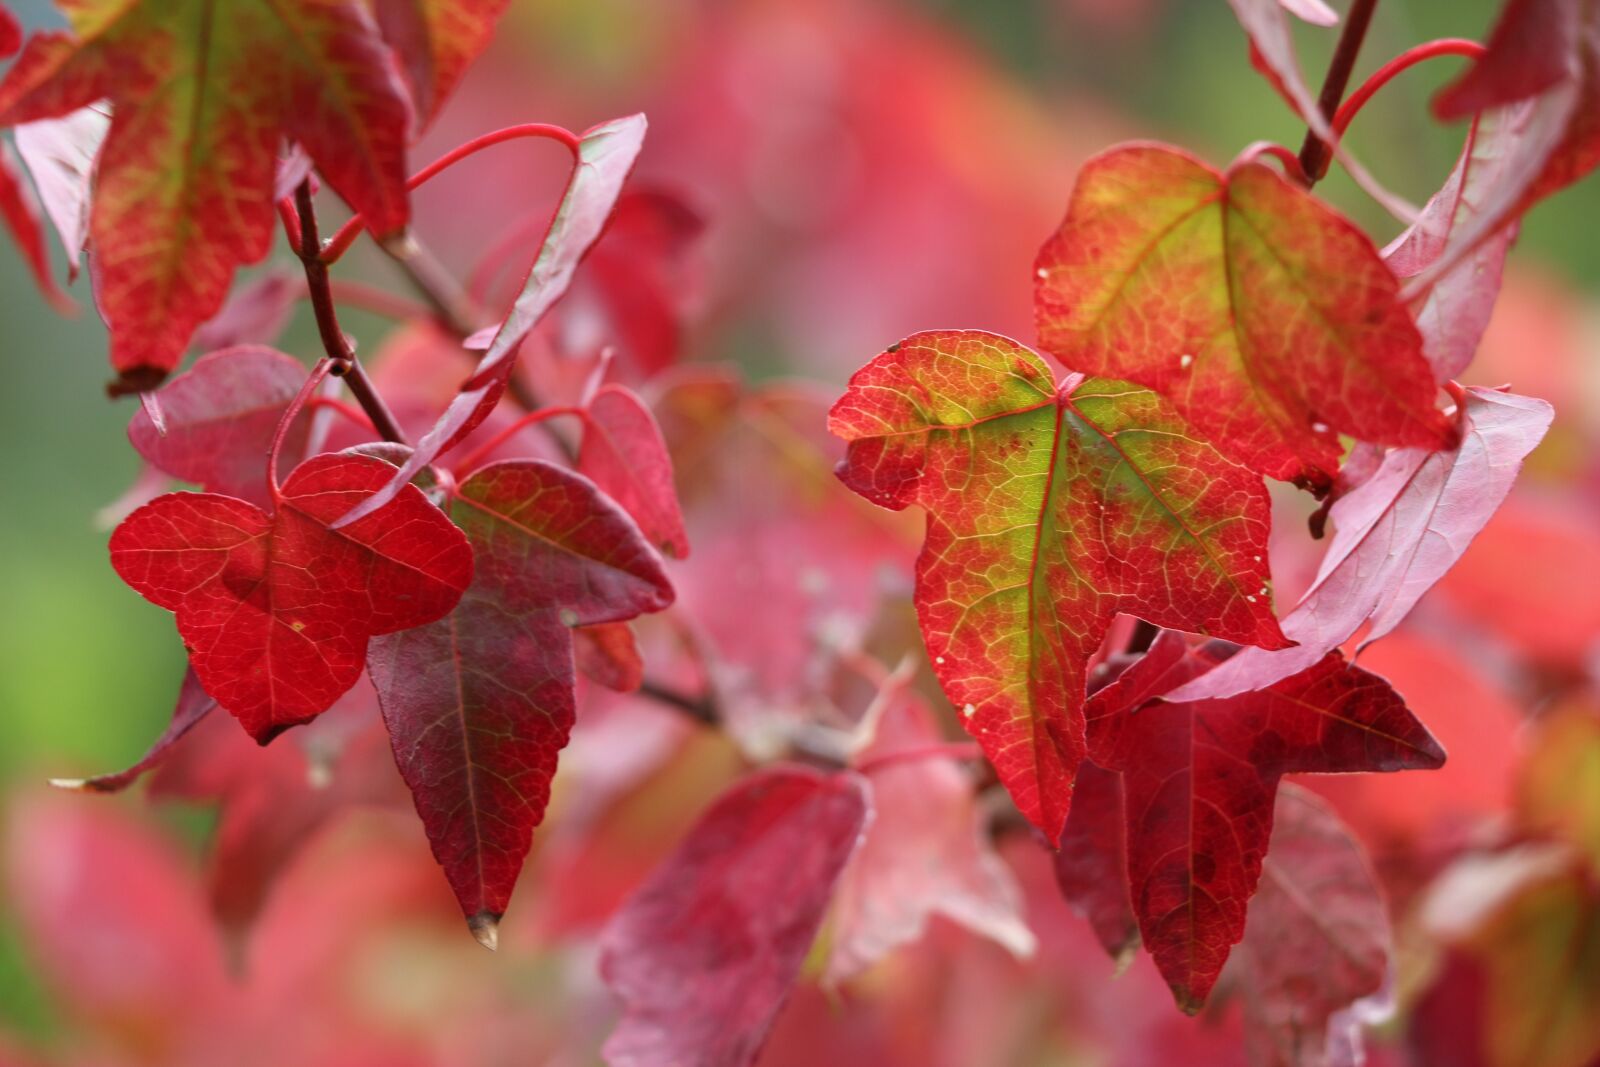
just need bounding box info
[1035,142,1455,489]
[828,329,1288,841]
[0,0,411,390]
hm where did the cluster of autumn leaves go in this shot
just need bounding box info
[0,0,1597,1064]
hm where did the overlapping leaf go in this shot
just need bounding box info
[48,668,216,795]
[110,453,473,742]
[126,347,312,509]
[599,765,870,1067]
[1035,143,1452,488]
[0,0,411,388]
[366,460,673,945]
[373,0,509,122]
[1076,630,1441,1012]
[829,329,1286,840]
[1233,786,1393,1067]
[342,113,647,526]
[1169,388,1553,702]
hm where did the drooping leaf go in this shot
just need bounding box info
[1233,785,1393,1067]
[1517,704,1600,868]
[1035,143,1452,487]
[599,765,871,1067]
[579,383,689,558]
[372,0,509,122]
[148,674,406,935]
[660,370,918,754]
[11,103,106,280]
[340,114,646,527]
[1053,760,1138,963]
[0,136,72,311]
[48,669,216,794]
[1085,630,1442,1012]
[110,452,473,742]
[826,692,1035,985]
[0,0,411,389]
[1383,113,1519,382]
[189,270,301,354]
[1168,388,1553,702]
[829,330,1286,841]
[126,347,312,509]
[367,460,672,944]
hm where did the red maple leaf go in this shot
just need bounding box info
[110,452,473,742]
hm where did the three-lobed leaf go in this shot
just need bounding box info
[1079,630,1442,1011]
[1035,143,1452,488]
[829,329,1286,841]
[110,452,473,742]
[0,0,411,388]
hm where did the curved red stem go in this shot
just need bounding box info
[1334,39,1487,137]
[453,404,588,476]
[270,359,333,502]
[305,395,375,432]
[319,123,581,264]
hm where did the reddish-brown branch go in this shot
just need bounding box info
[1298,0,1380,184]
[292,180,408,446]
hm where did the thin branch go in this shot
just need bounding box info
[292,180,408,446]
[379,232,479,337]
[1297,0,1380,185]
[636,679,719,727]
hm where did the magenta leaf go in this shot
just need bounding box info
[599,765,871,1067]
[1053,760,1138,963]
[1168,388,1554,702]
[366,460,673,945]
[337,113,647,528]
[126,346,312,509]
[190,270,300,354]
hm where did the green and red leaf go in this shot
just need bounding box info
[0,0,411,389]
[829,329,1287,841]
[1034,143,1452,488]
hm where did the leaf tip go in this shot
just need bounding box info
[46,776,88,792]
[468,911,501,951]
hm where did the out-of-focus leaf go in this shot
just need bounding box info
[1517,703,1600,867]
[830,330,1285,840]
[827,692,1034,984]
[190,271,301,354]
[599,765,870,1067]
[1233,785,1393,1067]
[0,137,71,311]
